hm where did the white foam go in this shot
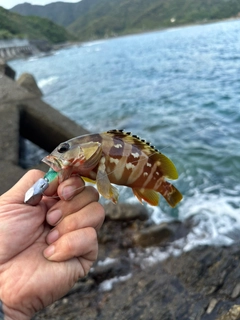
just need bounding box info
[97,257,118,266]
[99,273,132,292]
[127,189,240,268]
[82,40,105,47]
[38,76,58,88]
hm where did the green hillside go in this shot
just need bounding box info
[10,0,240,42]
[68,0,240,40]
[0,6,74,43]
[11,0,98,27]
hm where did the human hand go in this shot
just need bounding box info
[0,170,105,320]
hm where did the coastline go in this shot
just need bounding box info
[2,16,240,63]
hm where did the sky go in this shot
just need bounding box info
[0,0,80,10]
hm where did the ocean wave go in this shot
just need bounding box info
[38,76,59,89]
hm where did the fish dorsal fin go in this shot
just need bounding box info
[105,130,179,180]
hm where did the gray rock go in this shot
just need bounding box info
[104,202,149,221]
[90,256,131,284]
[133,222,173,247]
[17,73,42,97]
[217,305,240,320]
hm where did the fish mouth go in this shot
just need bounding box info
[42,155,63,172]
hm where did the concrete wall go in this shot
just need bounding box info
[0,39,36,60]
[0,63,89,194]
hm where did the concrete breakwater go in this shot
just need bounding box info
[0,60,88,194]
[0,39,52,60]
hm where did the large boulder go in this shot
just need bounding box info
[17,73,42,97]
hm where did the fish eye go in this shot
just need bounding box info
[57,143,70,153]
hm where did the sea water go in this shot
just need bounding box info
[10,19,240,252]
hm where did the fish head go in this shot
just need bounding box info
[42,140,102,174]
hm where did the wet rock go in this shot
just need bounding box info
[17,73,42,97]
[104,202,149,221]
[90,256,131,284]
[133,222,173,247]
[133,220,192,247]
[98,219,137,248]
[0,58,15,79]
[217,305,240,320]
[232,283,240,299]
[33,243,240,320]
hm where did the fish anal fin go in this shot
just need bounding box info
[157,180,183,207]
[132,188,160,206]
[96,157,119,203]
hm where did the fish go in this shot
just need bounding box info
[42,130,182,207]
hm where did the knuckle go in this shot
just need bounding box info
[86,186,99,200]
[93,202,105,222]
[65,217,78,233]
[86,227,98,243]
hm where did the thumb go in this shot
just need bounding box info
[1,170,58,205]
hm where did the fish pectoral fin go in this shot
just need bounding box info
[132,188,160,206]
[96,158,119,203]
[82,177,96,184]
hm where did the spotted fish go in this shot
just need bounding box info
[42,130,182,207]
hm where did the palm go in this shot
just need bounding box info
[0,201,80,313]
[0,170,104,319]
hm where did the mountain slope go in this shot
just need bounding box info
[0,6,74,43]
[11,0,240,41]
[11,0,99,27]
[68,0,240,40]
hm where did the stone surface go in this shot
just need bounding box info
[19,98,89,153]
[133,222,173,247]
[0,104,19,164]
[33,244,240,320]
[0,161,26,195]
[0,58,16,79]
[104,202,149,221]
[0,67,90,194]
[0,74,36,103]
[217,305,240,320]
[17,73,43,97]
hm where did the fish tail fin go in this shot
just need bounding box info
[157,180,182,207]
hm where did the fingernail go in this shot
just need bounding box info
[47,209,62,225]
[44,245,55,259]
[47,229,59,244]
[62,185,75,200]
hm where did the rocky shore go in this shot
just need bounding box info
[1,61,240,320]
[33,204,240,320]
